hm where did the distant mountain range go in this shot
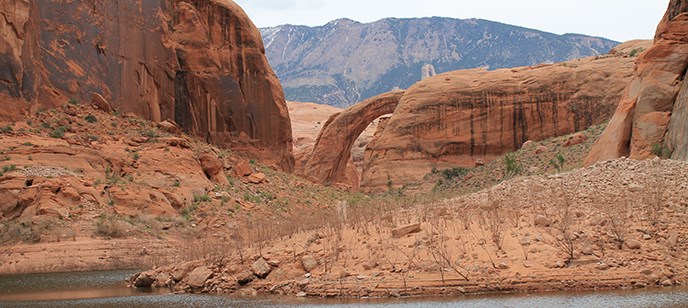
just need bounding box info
[260,17,619,107]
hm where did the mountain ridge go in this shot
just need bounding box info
[260,16,619,107]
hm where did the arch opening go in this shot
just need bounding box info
[302,91,405,189]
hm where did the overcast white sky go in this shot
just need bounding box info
[236,0,669,42]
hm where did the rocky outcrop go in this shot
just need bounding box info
[0,0,293,170]
[261,17,618,107]
[360,51,638,192]
[302,91,404,188]
[586,0,688,164]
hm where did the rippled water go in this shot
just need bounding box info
[1,270,687,308]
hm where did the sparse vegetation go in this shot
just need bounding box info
[0,125,13,134]
[432,166,470,190]
[95,214,127,238]
[651,142,671,159]
[49,126,68,138]
[105,166,122,185]
[504,152,522,176]
[193,193,211,203]
[85,114,98,123]
[629,48,645,57]
[140,128,160,139]
[181,204,199,221]
[549,152,566,172]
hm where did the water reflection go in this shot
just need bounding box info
[1,270,687,308]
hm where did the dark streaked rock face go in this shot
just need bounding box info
[261,17,618,107]
[0,0,294,171]
[360,50,638,192]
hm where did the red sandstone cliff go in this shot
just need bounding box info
[586,0,688,164]
[359,50,640,192]
[0,0,293,170]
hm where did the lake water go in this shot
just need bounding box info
[1,270,687,307]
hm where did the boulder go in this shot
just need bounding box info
[297,278,310,289]
[626,239,642,250]
[251,258,272,278]
[237,269,256,285]
[392,223,422,238]
[301,255,319,272]
[562,132,588,147]
[133,271,156,288]
[91,93,113,113]
[247,172,266,184]
[596,263,610,271]
[235,160,252,177]
[534,215,552,227]
[535,146,549,155]
[199,153,228,185]
[157,120,182,135]
[186,266,213,288]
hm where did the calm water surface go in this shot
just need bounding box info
[1,270,687,307]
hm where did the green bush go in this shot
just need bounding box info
[549,153,566,172]
[629,48,645,57]
[439,167,469,180]
[140,128,159,138]
[651,142,672,159]
[49,126,68,138]
[193,193,211,203]
[84,114,98,123]
[504,152,522,176]
[0,125,12,134]
[2,165,17,173]
[181,204,199,221]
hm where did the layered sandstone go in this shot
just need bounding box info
[0,0,293,170]
[360,51,639,192]
[586,0,688,164]
[302,91,404,188]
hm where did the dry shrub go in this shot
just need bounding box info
[95,214,128,238]
[546,180,580,266]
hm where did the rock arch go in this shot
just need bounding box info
[302,90,405,188]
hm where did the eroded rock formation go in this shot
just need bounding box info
[0,0,293,170]
[586,0,688,164]
[302,91,405,188]
[359,50,640,192]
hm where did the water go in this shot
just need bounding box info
[1,270,687,307]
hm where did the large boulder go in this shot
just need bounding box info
[301,255,319,273]
[0,0,293,171]
[186,266,213,288]
[199,153,228,185]
[251,257,273,278]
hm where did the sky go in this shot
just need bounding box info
[237,0,669,42]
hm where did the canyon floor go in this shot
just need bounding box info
[1,102,687,299]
